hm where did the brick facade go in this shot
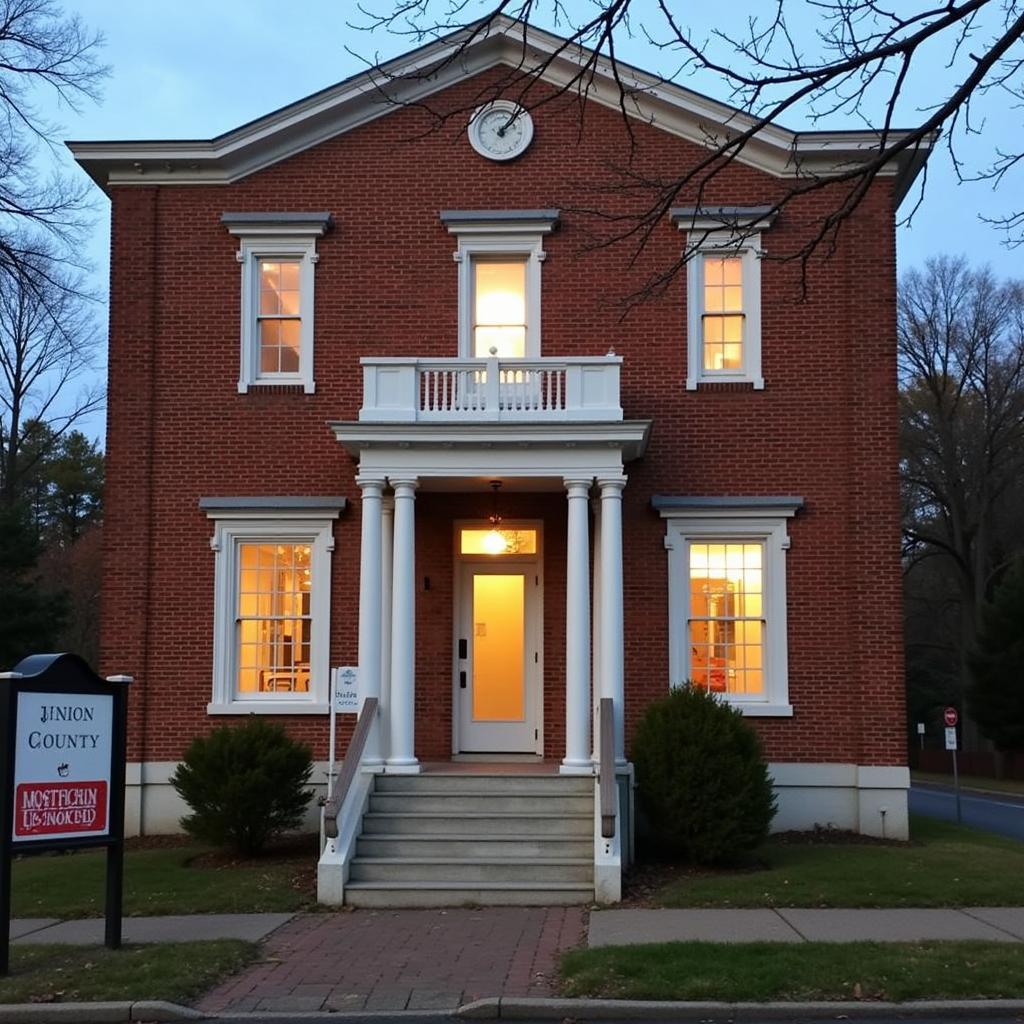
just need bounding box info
[98,69,905,773]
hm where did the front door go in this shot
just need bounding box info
[456,561,541,753]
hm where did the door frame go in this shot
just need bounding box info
[452,519,544,755]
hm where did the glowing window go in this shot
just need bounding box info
[460,528,538,556]
[258,260,302,374]
[236,543,312,694]
[702,256,744,371]
[688,542,764,697]
[473,258,527,358]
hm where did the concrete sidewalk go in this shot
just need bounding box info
[9,913,291,945]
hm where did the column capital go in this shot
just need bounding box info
[564,477,593,496]
[597,475,627,494]
[390,477,419,494]
[355,475,386,494]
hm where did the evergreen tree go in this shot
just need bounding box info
[968,559,1024,752]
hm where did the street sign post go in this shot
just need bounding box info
[0,654,131,975]
[943,709,961,824]
[916,721,925,750]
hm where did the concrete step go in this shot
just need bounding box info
[356,834,593,859]
[348,857,594,883]
[361,812,592,836]
[368,792,593,815]
[344,880,594,908]
[376,773,593,795]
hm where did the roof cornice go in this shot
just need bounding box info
[67,15,934,201]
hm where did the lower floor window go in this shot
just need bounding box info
[657,499,800,716]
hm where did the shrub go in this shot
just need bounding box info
[171,719,314,856]
[631,685,776,865]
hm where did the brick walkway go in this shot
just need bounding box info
[197,906,587,1014]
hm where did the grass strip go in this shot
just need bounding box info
[0,940,257,1005]
[647,816,1024,908]
[560,940,1024,1002]
[912,771,1024,797]
[11,844,314,918]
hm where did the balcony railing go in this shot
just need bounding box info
[359,355,622,423]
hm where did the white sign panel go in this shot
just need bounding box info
[333,667,360,713]
[12,691,113,843]
[944,726,958,751]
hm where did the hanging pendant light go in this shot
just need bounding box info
[482,480,508,555]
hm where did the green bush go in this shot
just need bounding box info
[631,685,776,865]
[171,719,314,856]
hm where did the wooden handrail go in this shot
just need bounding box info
[322,697,378,840]
[598,697,616,839]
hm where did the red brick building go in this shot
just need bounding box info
[70,18,927,905]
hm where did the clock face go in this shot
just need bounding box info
[468,102,534,161]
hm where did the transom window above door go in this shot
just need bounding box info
[440,209,559,359]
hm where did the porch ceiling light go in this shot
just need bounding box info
[483,480,508,555]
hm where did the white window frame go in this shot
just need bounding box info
[223,214,331,395]
[660,503,800,717]
[443,213,558,359]
[205,507,339,715]
[685,234,764,391]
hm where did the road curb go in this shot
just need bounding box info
[0,1002,203,1023]
[456,996,1024,1019]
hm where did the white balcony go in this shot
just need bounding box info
[359,355,623,423]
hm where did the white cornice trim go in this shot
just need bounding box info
[67,16,934,198]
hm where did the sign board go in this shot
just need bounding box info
[944,706,959,727]
[944,726,958,751]
[12,692,113,842]
[916,722,926,735]
[333,666,359,713]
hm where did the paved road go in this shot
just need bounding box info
[910,782,1024,841]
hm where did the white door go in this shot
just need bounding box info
[457,561,541,753]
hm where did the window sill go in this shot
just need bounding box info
[733,702,794,717]
[238,379,316,395]
[207,701,329,716]
[686,377,765,392]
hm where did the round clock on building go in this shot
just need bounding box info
[468,100,534,161]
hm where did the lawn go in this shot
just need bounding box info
[0,941,257,1004]
[560,941,1024,1001]
[11,840,315,918]
[637,816,1024,908]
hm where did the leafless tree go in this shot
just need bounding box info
[899,256,1024,732]
[352,1,1024,297]
[0,237,103,504]
[0,0,107,284]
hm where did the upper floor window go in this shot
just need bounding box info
[672,207,775,391]
[221,212,332,395]
[440,209,559,359]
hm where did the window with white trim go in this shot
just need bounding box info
[205,508,338,714]
[222,213,330,394]
[686,237,763,390]
[660,503,799,716]
[441,211,558,358]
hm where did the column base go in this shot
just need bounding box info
[384,759,421,775]
[560,759,595,776]
[360,760,386,774]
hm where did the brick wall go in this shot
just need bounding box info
[101,70,905,768]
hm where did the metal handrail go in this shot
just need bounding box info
[598,697,616,839]
[322,697,378,840]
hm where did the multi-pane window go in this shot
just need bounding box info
[258,260,302,375]
[688,541,764,697]
[473,257,528,358]
[702,256,744,372]
[236,542,312,694]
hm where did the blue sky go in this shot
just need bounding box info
[47,2,1023,439]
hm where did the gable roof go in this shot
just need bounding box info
[67,15,931,200]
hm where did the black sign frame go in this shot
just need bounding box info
[0,653,130,975]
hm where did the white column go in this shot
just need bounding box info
[599,475,627,764]
[590,497,602,763]
[379,494,394,766]
[356,476,384,769]
[562,478,593,775]
[387,478,420,774]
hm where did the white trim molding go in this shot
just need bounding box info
[656,496,803,717]
[202,498,343,715]
[222,213,332,395]
[442,210,559,359]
